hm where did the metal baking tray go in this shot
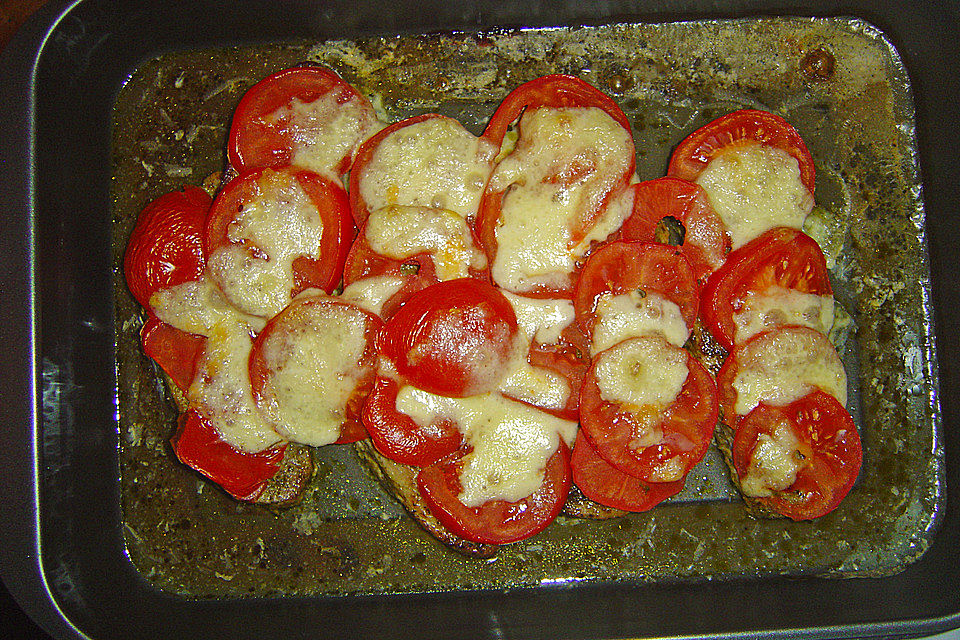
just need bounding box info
[2,1,959,638]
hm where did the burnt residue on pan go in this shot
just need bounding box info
[112,17,942,597]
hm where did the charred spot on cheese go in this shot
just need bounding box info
[364,205,487,280]
[740,418,810,498]
[394,387,576,507]
[254,299,374,447]
[207,169,324,318]
[359,117,496,218]
[734,285,835,344]
[187,318,284,454]
[732,326,847,416]
[488,106,634,293]
[695,142,814,249]
[590,290,690,355]
[265,86,382,178]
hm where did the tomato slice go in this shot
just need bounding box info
[417,442,571,545]
[667,109,815,195]
[523,321,590,422]
[205,167,355,318]
[378,278,519,398]
[124,187,211,310]
[579,336,718,483]
[732,390,861,520]
[248,296,382,447]
[140,315,206,392]
[619,177,730,282]
[481,74,632,148]
[570,433,685,512]
[716,325,847,431]
[171,409,286,502]
[348,114,496,225]
[573,241,700,340]
[701,227,833,352]
[227,65,379,176]
[361,376,463,466]
[475,76,636,299]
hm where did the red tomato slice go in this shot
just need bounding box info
[140,315,206,392]
[579,336,718,483]
[481,74,632,148]
[573,241,700,338]
[732,390,861,520]
[378,278,519,398]
[227,65,378,175]
[124,187,211,310]
[171,409,286,502]
[571,433,685,512]
[701,227,832,352]
[619,177,730,282]
[417,442,571,545]
[716,324,847,431]
[248,296,382,446]
[205,167,355,317]
[361,376,463,466]
[667,109,815,195]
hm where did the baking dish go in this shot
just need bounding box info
[1,0,959,638]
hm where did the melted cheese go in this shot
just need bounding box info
[359,117,496,218]
[395,387,577,506]
[207,169,325,319]
[149,276,267,336]
[593,337,689,458]
[732,326,847,416]
[696,142,814,249]
[339,275,406,317]
[500,292,575,345]
[590,290,689,354]
[256,301,370,447]
[187,318,282,453]
[488,107,633,293]
[364,205,487,280]
[740,418,806,497]
[266,87,381,177]
[734,285,835,345]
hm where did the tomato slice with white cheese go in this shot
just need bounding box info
[349,114,497,225]
[248,295,382,447]
[476,77,636,298]
[732,390,861,520]
[701,226,834,352]
[579,336,718,483]
[570,432,685,512]
[171,409,287,502]
[716,324,847,430]
[205,166,355,319]
[574,241,700,355]
[618,177,730,282]
[140,315,206,393]
[417,441,572,545]
[667,109,816,249]
[227,65,381,177]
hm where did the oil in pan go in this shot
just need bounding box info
[112,17,941,597]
